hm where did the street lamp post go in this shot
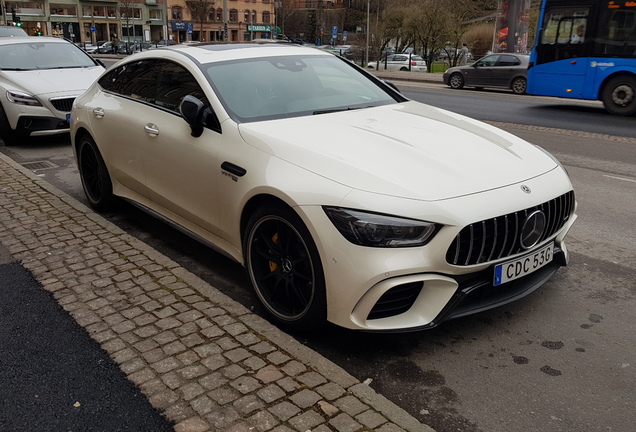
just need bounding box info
[223,0,228,41]
[365,0,370,67]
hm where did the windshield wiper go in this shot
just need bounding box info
[313,106,363,115]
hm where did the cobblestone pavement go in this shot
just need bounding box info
[0,151,434,432]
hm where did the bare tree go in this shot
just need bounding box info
[119,0,136,48]
[187,0,215,42]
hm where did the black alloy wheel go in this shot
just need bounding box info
[78,135,117,211]
[245,205,326,330]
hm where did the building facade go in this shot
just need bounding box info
[1,0,275,45]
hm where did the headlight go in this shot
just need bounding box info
[323,207,439,247]
[7,90,42,107]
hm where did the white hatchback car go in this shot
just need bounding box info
[0,37,104,146]
[368,54,428,72]
[71,43,576,332]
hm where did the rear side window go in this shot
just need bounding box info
[98,60,157,103]
[497,55,521,66]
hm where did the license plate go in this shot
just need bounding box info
[66,113,71,122]
[494,243,554,286]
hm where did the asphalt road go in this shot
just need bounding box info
[0,244,174,432]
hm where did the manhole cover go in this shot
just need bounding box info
[22,160,59,171]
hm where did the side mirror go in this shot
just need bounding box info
[381,79,401,93]
[180,95,207,137]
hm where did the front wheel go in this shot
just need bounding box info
[78,134,117,211]
[511,77,527,95]
[601,75,636,115]
[244,205,326,331]
[0,103,19,146]
[448,73,464,89]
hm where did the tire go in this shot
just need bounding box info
[77,134,117,211]
[244,205,326,331]
[511,77,527,95]
[0,103,19,146]
[400,67,408,71]
[601,75,636,116]
[449,73,464,89]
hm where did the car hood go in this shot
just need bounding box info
[2,67,104,97]
[238,101,558,201]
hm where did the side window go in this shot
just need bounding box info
[497,55,520,66]
[98,60,157,103]
[155,60,208,113]
[477,55,498,67]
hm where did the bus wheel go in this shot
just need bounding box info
[449,73,464,89]
[602,75,636,116]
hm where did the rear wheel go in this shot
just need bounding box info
[601,75,636,116]
[244,205,326,331]
[0,103,19,146]
[449,73,464,89]
[511,77,527,95]
[78,134,117,211]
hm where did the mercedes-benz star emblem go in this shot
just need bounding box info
[521,185,531,194]
[520,210,546,250]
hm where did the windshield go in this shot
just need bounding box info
[0,42,97,71]
[205,54,398,122]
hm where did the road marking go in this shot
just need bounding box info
[603,174,636,183]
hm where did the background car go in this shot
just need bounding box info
[153,39,176,47]
[0,25,29,37]
[71,44,576,332]
[96,40,127,54]
[0,37,104,146]
[443,53,529,94]
[367,54,428,72]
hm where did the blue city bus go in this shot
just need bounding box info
[528,0,636,115]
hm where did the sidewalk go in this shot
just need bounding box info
[0,154,435,432]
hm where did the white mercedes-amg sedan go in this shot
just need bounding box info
[71,43,577,332]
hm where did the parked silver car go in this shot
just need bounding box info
[443,53,529,94]
[0,37,104,146]
[368,54,428,72]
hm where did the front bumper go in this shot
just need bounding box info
[16,115,70,137]
[298,169,577,332]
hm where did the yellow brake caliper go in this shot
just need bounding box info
[268,232,279,272]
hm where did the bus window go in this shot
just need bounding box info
[541,7,589,44]
[596,8,636,56]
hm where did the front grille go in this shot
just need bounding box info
[446,191,575,266]
[50,97,75,112]
[368,282,423,320]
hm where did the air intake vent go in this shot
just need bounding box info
[368,282,423,320]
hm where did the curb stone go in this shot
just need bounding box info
[0,151,434,432]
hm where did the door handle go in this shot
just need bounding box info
[144,123,159,136]
[92,108,105,118]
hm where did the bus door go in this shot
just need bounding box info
[530,8,590,98]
